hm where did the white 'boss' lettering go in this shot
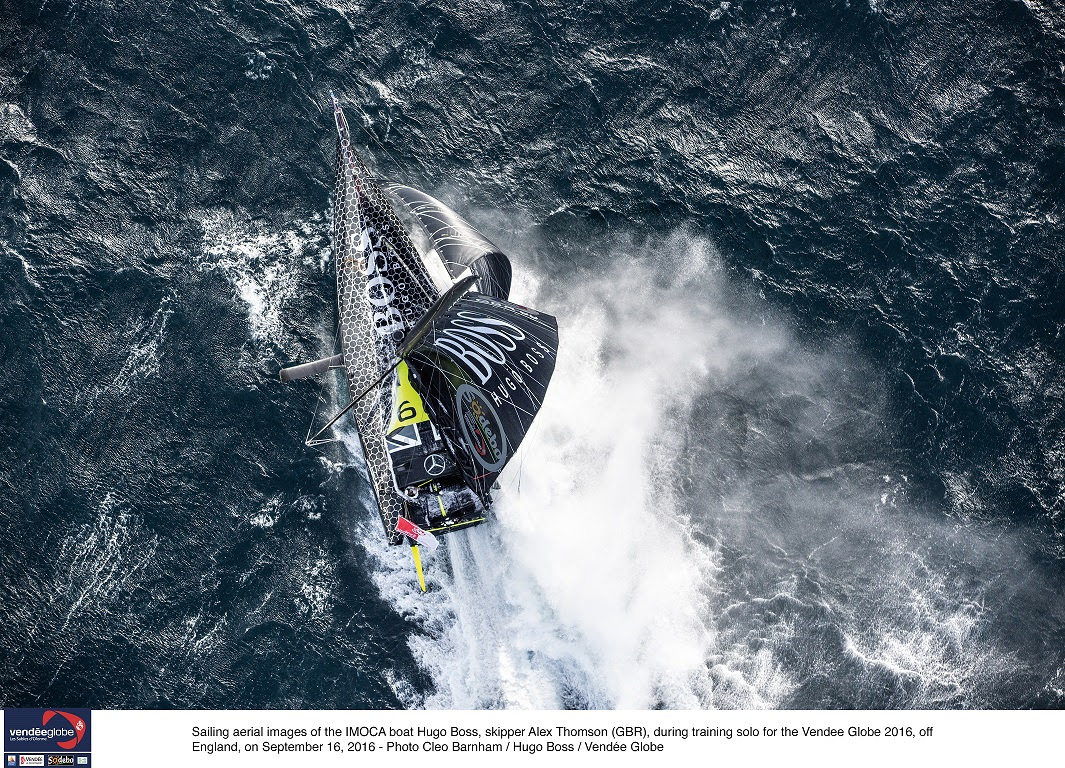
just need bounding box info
[357,226,405,338]
[433,311,526,384]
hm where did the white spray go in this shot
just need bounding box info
[360,232,788,708]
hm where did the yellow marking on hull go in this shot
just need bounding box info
[411,544,426,592]
[437,494,447,518]
[387,361,429,433]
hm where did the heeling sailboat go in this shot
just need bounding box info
[281,93,558,591]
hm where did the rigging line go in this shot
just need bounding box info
[387,238,439,307]
[350,127,437,306]
[305,325,343,446]
[341,176,435,310]
[305,358,401,445]
[357,118,407,180]
[512,412,546,496]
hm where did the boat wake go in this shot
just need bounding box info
[350,231,781,708]
[351,226,1025,709]
[210,204,1029,709]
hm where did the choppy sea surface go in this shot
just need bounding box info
[1,0,1064,708]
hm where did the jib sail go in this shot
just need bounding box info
[386,184,513,300]
[404,293,558,500]
[331,94,440,544]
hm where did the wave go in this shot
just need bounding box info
[198,210,331,349]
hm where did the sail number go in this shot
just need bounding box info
[397,400,417,422]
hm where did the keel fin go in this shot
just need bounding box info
[410,544,426,592]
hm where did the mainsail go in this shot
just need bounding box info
[330,95,440,545]
[404,293,559,501]
[386,184,513,300]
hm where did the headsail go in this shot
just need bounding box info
[404,293,558,500]
[386,184,513,300]
[330,94,441,544]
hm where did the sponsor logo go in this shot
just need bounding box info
[423,453,447,476]
[356,226,405,340]
[455,384,507,472]
[4,709,91,755]
[396,516,424,539]
[77,760,87,766]
[47,757,74,767]
[8,756,16,766]
[433,311,526,385]
[19,757,44,767]
[395,516,439,551]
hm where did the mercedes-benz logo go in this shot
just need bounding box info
[423,453,447,476]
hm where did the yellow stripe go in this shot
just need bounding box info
[437,494,447,518]
[411,545,426,592]
[387,361,429,433]
[428,517,487,530]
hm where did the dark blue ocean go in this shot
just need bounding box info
[1,0,1063,708]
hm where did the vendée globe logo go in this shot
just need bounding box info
[41,711,86,750]
[4,708,91,755]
